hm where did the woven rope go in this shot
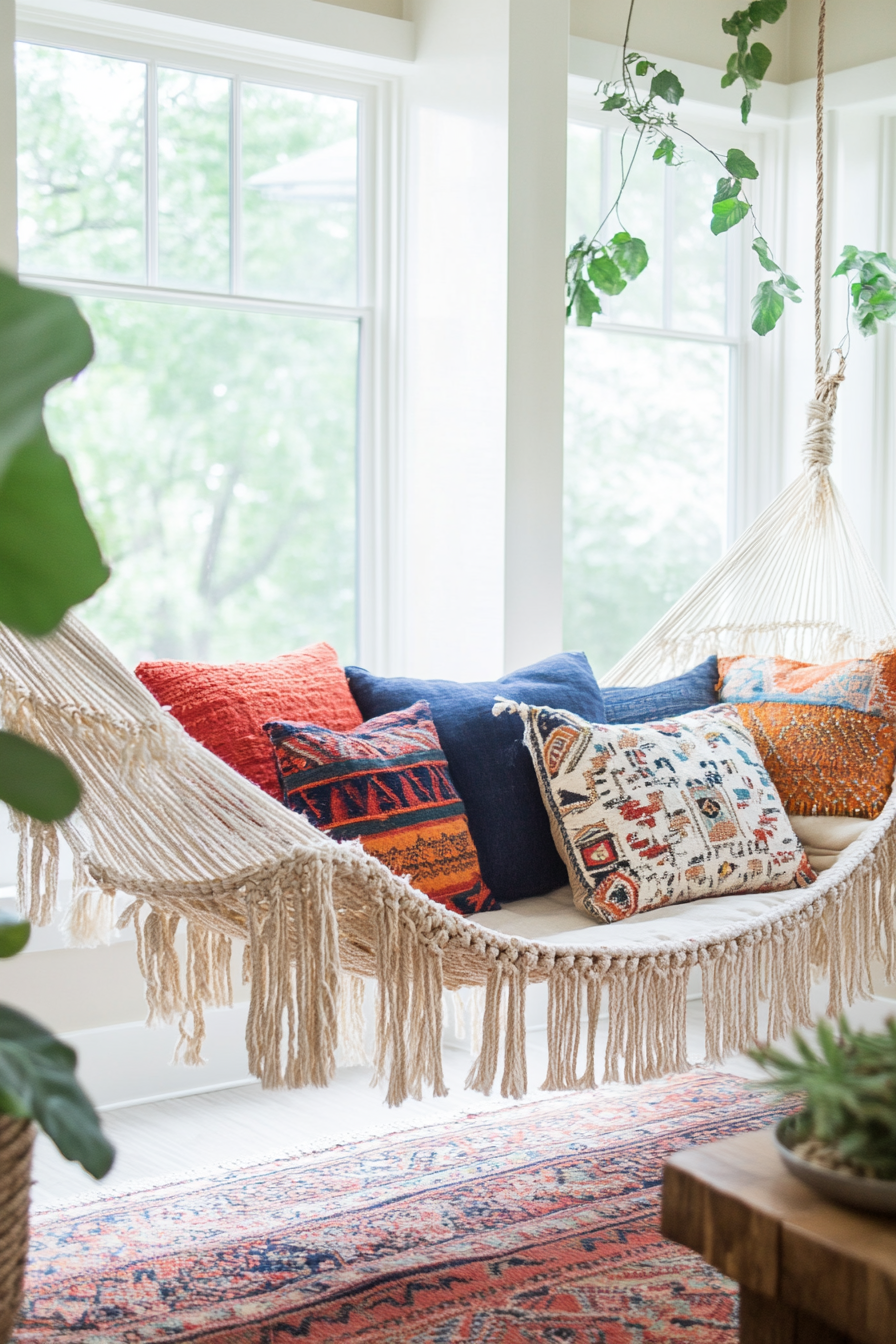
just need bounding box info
[814,0,826,380]
[0,1118,33,1344]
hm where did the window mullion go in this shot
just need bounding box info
[230,73,242,295]
[146,59,158,287]
[662,156,675,331]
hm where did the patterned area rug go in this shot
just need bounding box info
[18,1072,791,1343]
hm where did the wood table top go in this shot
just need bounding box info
[662,1127,896,1344]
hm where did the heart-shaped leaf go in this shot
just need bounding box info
[588,254,626,296]
[725,147,759,180]
[650,70,684,105]
[711,196,750,235]
[612,234,649,278]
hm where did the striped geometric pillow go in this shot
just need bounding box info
[264,701,498,916]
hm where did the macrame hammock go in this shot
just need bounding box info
[5,0,896,1106]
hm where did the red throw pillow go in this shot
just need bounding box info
[135,643,362,797]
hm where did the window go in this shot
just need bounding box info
[563,114,737,676]
[16,41,366,665]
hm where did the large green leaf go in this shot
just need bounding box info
[725,147,759,180]
[588,254,626,296]
[0,732,80,822]
[0,271,93,481]
[711,196,750,235]
[0,910,29,959]
[650,70,684,105]
[751,278,785,334]
[574,280,603,326]
[612,232,649,279]
[744,41,772,81]
[0,1004,114,1178]
[0,424,109,636]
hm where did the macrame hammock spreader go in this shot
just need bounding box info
[5,0,896,1106]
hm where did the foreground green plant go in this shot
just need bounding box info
[0,270,112,1178]
[751,1016,896,1181]
[567,0,896,344]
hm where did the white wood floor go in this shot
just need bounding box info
[31,984,896,1211]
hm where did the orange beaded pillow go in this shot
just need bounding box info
[717,652,896,818]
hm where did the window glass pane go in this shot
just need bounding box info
[600,129,665,328]
[16,43,145,282]
[672,150,727,334]
[45,299,358,665]
[563,330,728,675]
[158,69,230,293]
[566,122,602,251]
[241,83,358,305]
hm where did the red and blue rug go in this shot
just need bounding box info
[18,1072,791,1343]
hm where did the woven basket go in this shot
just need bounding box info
[0,1116,34,1343]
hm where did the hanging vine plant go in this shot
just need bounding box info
[567,0,896,342]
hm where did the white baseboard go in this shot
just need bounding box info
[62,1004,255,1110]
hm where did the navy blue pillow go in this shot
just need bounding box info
[344,653,605,904]
[603,655,719,724]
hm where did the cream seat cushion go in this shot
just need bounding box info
[472,814,870,947]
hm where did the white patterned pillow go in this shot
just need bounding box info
[496,699,816,924]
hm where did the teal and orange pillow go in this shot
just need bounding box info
[718,652,896,818]
[264,701,498,917]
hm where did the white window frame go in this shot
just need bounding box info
[14,5,402,672]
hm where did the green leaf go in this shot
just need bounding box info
[653,136,676,165]
[753,0,787,22]
[832,244,860,277]
[713,176,743,204]
[573,281,602,326]
[634,60,653,77]
[650,70,684,105]
[602,92,626,111]
[0,732,80,822]
[752,277,785,334]
[611,233,649,278]
[0,272,94,481]
[741,92,753,124]
[0,425,109,636]
[725,147,759,180]
[752,235,779,272]
[0,910,29,959]
[712,196,750,234]
[588,253,626,295]
[745,40,772,81]
[0,1004,114,1177]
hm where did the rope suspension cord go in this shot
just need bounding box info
[804,0,845,476]
[814,0,826,383]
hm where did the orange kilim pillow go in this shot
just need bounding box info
[717,652,896,818]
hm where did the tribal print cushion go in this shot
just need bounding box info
[501,699,815,925]
[265,701,498,917]
[718,652,896,818]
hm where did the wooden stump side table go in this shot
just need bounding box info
[661,1127,896,1344]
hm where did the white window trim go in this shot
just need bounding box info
[15,7,404,672]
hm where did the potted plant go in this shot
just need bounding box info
[0,269,114,1341]
[752,1016,896,1214]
